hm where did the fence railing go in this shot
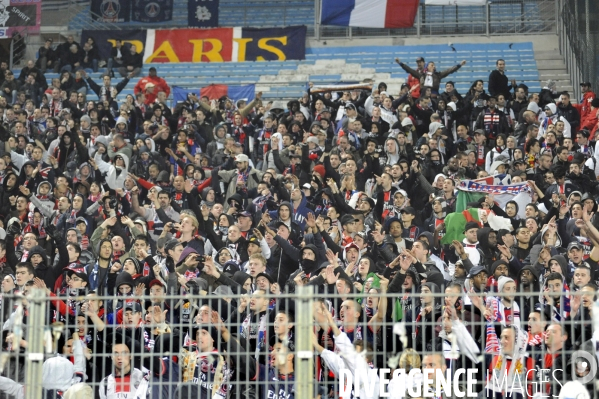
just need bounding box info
[1,286,597,397]
[557,0,597,104]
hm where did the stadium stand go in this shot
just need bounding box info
[42,42,540,102]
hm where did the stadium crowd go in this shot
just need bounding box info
[0,35,597,399]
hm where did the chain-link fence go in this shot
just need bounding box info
[2,284,598,398]
[558,0,599,103]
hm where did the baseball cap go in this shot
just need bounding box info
[236,211,252,218]
[400,206,416,215]
[248,237,261,247]
[123,302,143,313]
[66,269,89,284]
[359,196,375,209]
[145,82,155,89]
[340,214,359,226]
[164,239,181,253]
[149,279,164,289]
[416,56,425,62]
[568,241,582,251]
[467,265,488,278]
[302,183,311,190]
[234,154,249,163]
[346,103,357,111]
[473,129,486,136]
[580,82,592,87]
[255,272,274,285]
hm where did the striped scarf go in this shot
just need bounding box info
[80,235,89,251]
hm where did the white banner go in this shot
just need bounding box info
[425,0,486,5]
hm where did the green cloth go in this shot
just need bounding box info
[455,190,486,213]
[357,273,380,304]
[440,208,481,245]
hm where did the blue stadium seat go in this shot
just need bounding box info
[45,42,540,104]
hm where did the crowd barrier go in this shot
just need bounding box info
[1,287,596,398]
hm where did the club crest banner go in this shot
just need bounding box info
[91,0,130,23]
[132,0,173,23]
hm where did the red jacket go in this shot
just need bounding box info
[582,108,599,139]
[133,75,171,105]
[574,90,596,121]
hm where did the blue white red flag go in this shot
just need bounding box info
[320,0,419,28]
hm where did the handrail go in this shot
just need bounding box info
[9,26,29,69]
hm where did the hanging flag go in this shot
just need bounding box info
[91,0,130,23]
[320,0,419,28]
[425,0,486,4]
[132,0,173,22]
[172,84,255,104]
[440,209,481,245]
[455,180,532,219]
[188,0,219,28]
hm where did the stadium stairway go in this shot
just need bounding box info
[43,42,541,104]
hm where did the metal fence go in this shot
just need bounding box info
[558,0,598,104]
[2,286,597,398]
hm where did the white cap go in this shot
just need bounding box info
[527,102,540,114]
[234,154,249,163]
[307,136,320,145]
[401,117,413,127]
[447,102,457,111]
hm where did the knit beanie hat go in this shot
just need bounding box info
[497,275,515,293]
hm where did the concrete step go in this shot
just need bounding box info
[536,60,567,70]
[297,64,363,74]
[259,74,310,82]
[314,59,346,67]
[534,50,562,60]
[539,73,571,80]
[340,72,391,81]
[537,68,569,75]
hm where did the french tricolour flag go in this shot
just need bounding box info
[320,0,419,28]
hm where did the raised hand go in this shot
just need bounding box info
[305,212,316,229]
[497,244,511,259]
[253,228,263,241]
[134,283,145,297]
[325,249,339,266]
[18,186,30,196]
[324,264,340,285]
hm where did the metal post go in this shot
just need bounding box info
[485,0,490,37]
[295,286,314,399]
[8,39,13,70]
[349,26,352,40]
[555,0,559,35]
[314,0,321,40]
[585,0,590,55]
[25,289,46,399]
[416,4,421,38]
